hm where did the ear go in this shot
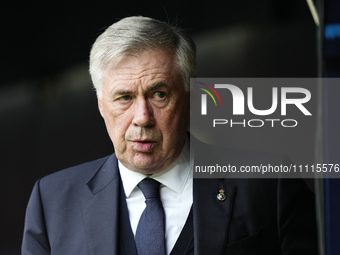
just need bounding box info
[97,96,104,118]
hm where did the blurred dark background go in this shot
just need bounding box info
[0,1,317,254]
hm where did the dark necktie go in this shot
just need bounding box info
[135,178,166,255]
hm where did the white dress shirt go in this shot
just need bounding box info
[119,138,193,255]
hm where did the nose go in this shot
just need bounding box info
[132,98,154,127]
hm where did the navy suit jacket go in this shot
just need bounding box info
[22,142,318,255]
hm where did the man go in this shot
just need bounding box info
[22,16,318,255]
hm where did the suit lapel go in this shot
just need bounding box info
[82,154,120,255]
[193,178,236,255]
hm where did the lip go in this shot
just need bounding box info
[131,140,157,152]
[131,139,155,142]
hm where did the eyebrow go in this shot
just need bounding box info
[148,82,169,91]
[112,82,170,96]
[113,90,133,95]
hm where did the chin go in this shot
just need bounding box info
[130,158,165,173]
[131,161,159,171]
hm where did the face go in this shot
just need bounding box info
[98,49,189,174]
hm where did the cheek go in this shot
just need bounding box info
[168,99,189,125]
[158,101,189,135]
[102,106,130,141]
[109,118,130,139]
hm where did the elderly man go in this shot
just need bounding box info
[22,16,318,255]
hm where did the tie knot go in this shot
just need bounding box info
[138,178,161,200]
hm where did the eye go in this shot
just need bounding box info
[154,91,166,99]
[119,95,132,101]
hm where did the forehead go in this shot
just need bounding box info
[103,49,183,92]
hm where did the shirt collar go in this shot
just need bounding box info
[119,137,191,197]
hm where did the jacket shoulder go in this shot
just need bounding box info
[38,155,113,191]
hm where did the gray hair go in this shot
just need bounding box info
[89,16,196,98]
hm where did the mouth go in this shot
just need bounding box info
[131,140,157,152]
